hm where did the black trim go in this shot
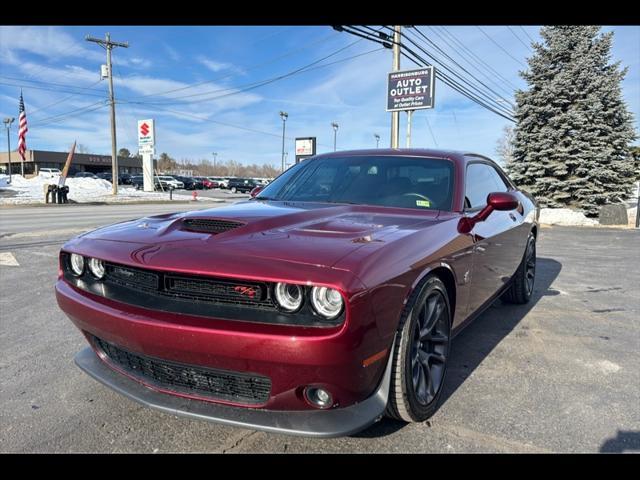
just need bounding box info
[60,253,345,328]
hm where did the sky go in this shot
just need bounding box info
[0,25,638,167]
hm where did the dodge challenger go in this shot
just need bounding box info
[56,149,539,437]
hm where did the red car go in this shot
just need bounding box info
[56,149,539,437]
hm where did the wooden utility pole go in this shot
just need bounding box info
[390,25,401,149]
[85,33,129,195]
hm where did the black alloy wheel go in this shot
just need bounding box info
[502,232,536,304]
[387,275,451,422]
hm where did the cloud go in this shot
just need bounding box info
[197,57,234,73]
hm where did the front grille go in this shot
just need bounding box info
[182,218,245,234]
[92,335,271,405]
[99,262,276,310]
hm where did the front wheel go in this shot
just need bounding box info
[231,187,237,193]
[386,275,451,422]
[502,233,536,304]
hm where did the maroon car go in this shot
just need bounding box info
[56,149,539,437]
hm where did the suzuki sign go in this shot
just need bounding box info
[137,119,155,146]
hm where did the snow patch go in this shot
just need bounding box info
[0,174,222,205]
[539,208,599,226]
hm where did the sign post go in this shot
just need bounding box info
[138,119,155,192]
[387,67,435,147]
[295,137,316,164]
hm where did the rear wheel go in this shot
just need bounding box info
[231,187,237,193]
[502,233,536,304]
[387,275,451,422]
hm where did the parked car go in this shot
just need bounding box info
[74,172,98,179]
[228,177,260,193]
[209,177,229,189]
[130,175,144,189]
[195,176,217,189]
[156,176,184,190]
[39,168,62,178]
[56,149,539,438]
[96,172,133,185]
[172,175,203,190]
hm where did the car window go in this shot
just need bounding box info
[257,156,454,211]
[465,163,509,209]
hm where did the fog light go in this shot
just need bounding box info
[305,387,333,409]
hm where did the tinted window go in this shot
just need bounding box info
[257,156,454,211]
[465,163,509,209]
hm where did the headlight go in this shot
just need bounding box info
[69,253,85,276]
[88,257,105,279]
[274,282,303,312]
[310,286,343,319]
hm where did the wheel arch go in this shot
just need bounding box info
[409,263,457,325]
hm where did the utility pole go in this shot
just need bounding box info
[3,118,14,183]
[280,111,288,172]
[374,133,380,148]
[85,33,128,195]
[331,122,339,151]
[390,25,401,149]
[406,110,413,147]
[212,152,217,173]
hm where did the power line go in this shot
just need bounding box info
[29,79,104,117]
[519,26,536,44]
[434,26,520,92]
[0,75,105,93]
[409,27,516,109]
[133,31,341,100]
[506,26,532,51]
[123,41,379,107]
[476,26,527,68]
[28,101,108,128]
[393,29,515,119]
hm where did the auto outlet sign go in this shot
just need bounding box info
[137,119,155,146]
[387,67,435,112]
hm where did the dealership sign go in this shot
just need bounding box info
[295,137,316,164]
[386,67,435,112]
[137,119,155,146]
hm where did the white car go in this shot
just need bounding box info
[39,168,62,178]
[157,176,184,190]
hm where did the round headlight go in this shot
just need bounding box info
[88,257,105,279]
[69,253,85,276]
[310,286,343,319]
[274,282,303,312]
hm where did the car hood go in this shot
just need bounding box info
[71,200,442,276]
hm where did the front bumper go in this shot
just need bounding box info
[75,341,393,438]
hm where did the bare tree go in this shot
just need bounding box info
[495,125,515,168]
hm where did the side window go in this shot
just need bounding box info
[465,163,508,209]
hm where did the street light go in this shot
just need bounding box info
[374,133,380,148]
[331,122,339,151]
[280,111,288,172]
[3,117,15,183]
[211,152,217,172]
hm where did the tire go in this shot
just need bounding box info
[502,233,536,305]
[231,187,237,193]
[386,275,452,423]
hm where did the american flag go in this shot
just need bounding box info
[17,91,28,161]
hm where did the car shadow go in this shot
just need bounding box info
[352,256,562,439]
[600,430,640,453]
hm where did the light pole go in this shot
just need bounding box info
[374,133,380,148]
[331,122,339,151]
[280,111,288,172]
[3,117,14,183]
[211,152,217,173]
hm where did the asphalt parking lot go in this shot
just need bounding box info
[0,213,638,453]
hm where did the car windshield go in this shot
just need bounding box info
[256,156,455,211]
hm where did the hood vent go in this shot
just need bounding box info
[182,218,245,234]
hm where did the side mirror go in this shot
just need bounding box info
[250,186,264,198]
[458,191,519,233]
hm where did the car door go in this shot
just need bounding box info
[465,161,523,313]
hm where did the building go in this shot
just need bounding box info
[0,149,146,176]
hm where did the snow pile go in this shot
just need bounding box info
[0,174,222,205]
[539,208,599,226]
[0,174,8,188]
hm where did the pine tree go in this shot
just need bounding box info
[508,26,637,217]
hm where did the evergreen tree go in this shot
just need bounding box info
[508,26,637,217]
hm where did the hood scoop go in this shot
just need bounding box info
[182,218,245,235]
